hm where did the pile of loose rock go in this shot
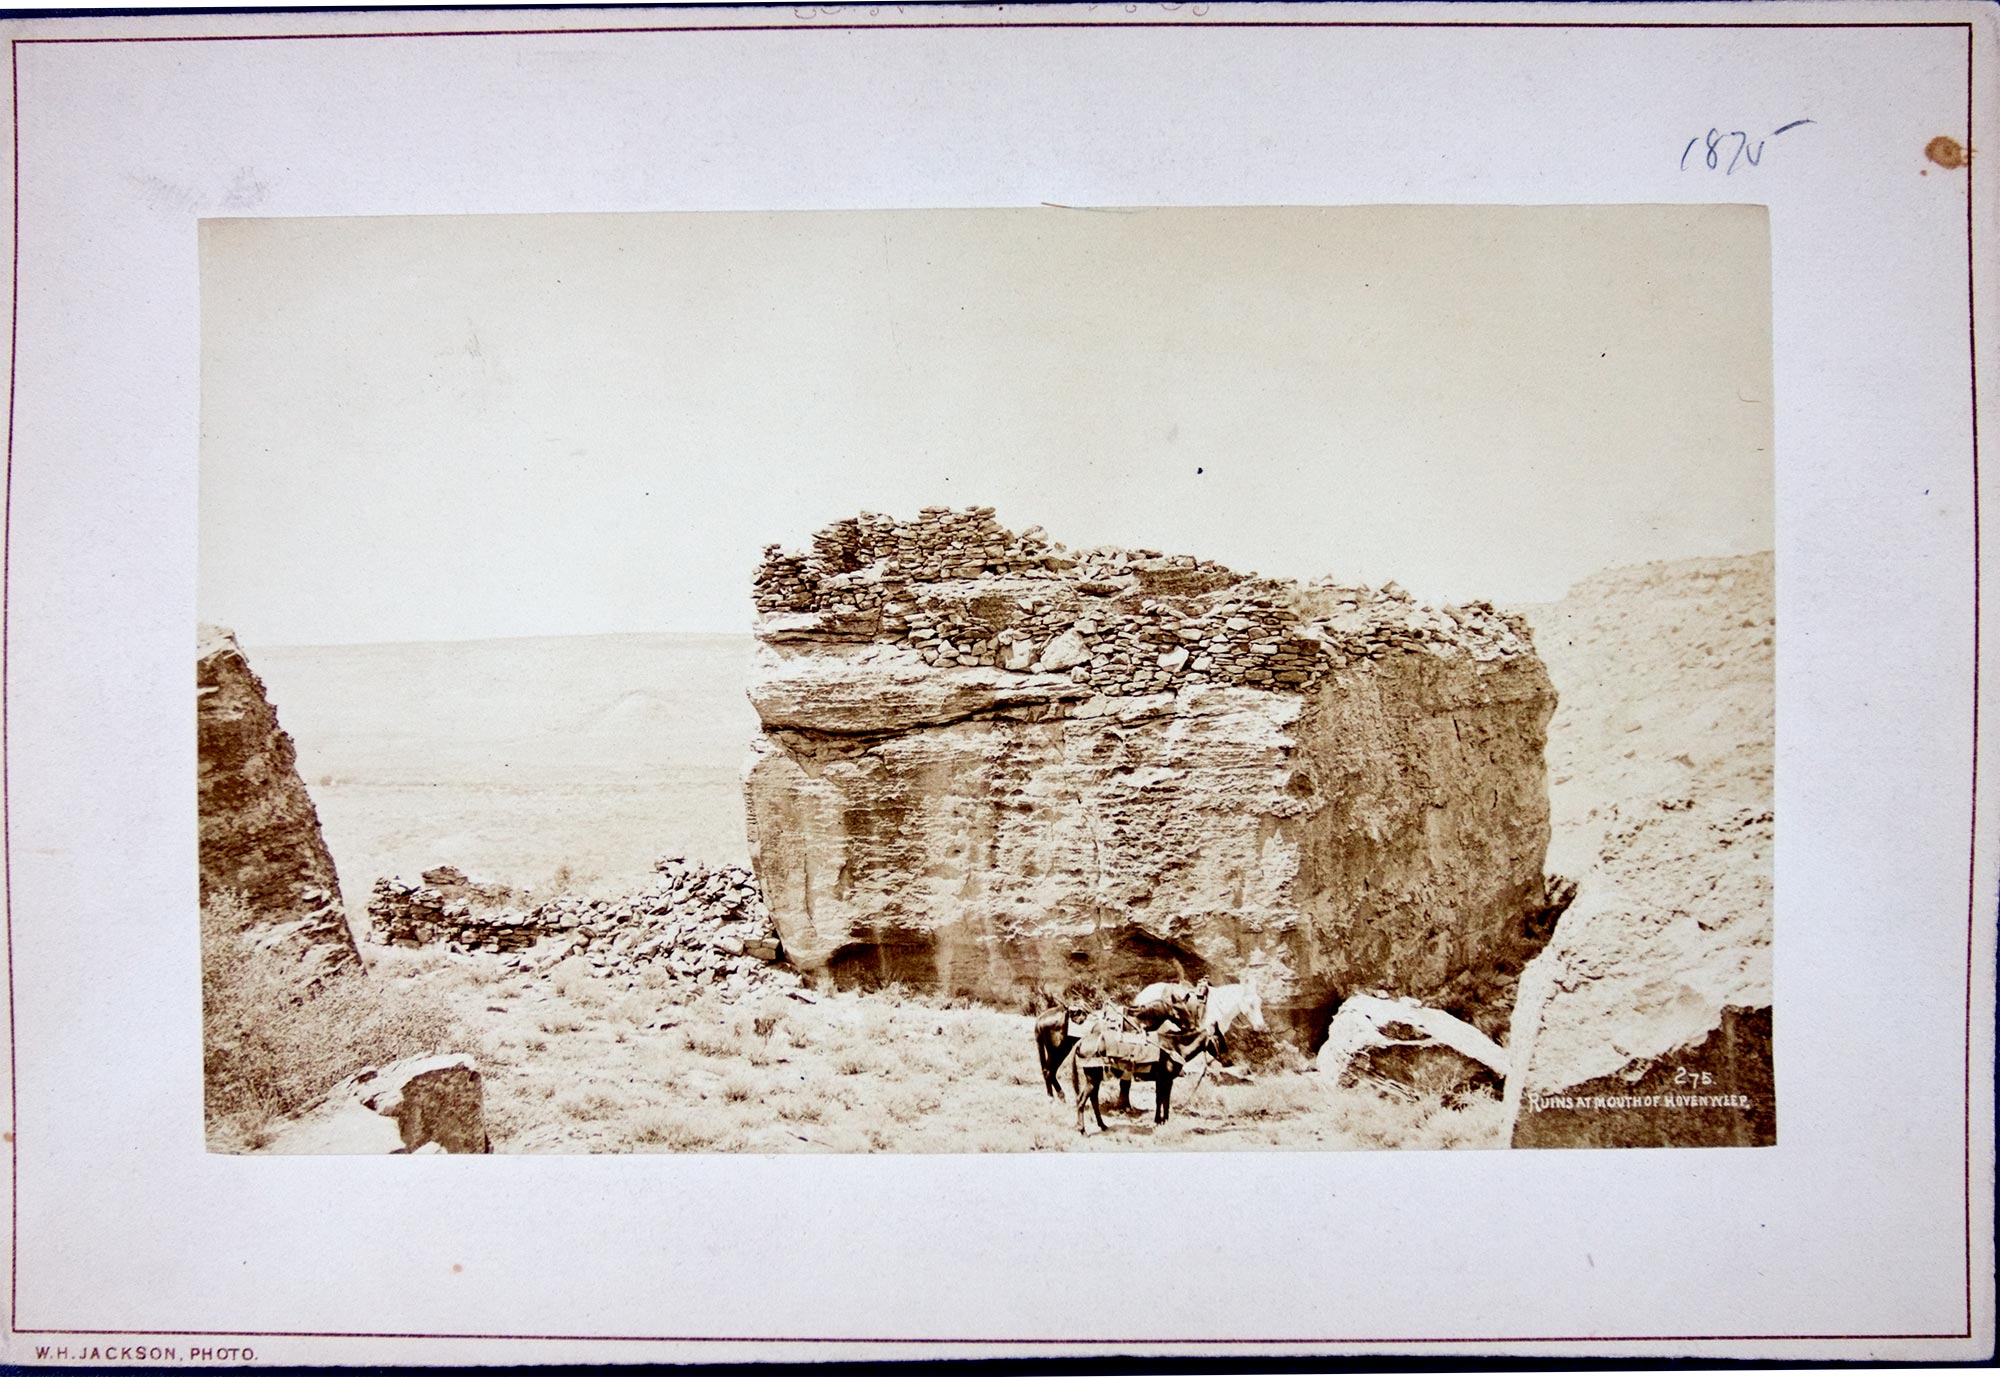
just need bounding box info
[753,508,1536,698]
[368,857,799,997]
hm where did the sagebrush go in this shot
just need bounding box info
[201,891,462,1150]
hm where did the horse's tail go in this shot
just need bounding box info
[1036,1018,1061,1084]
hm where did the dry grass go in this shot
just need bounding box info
[202,893,466,1151]
[315,938,1509,1154]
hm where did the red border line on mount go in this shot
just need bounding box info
[1,1328,1987,1345]
[5,31,19,1355]
[3,20,1984,39]
[2,11,1985,1352]
[4,18,1984,42]
[1963,17,1982,1346]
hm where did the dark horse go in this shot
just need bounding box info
[1070,1020,1223,1135]
[1034,1005,1091,1099]
[1034,984,1207,1102]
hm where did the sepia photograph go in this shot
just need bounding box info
[196,204,1775,1156]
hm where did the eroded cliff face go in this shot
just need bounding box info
[744,510,1556,1037]
[1502,556,1775,1146]
[198,625,361,977]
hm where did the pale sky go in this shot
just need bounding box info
[200,205,1771,645]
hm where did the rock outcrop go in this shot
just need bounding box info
[1503,555,1774,1147]
[197,625,360,977]
[744,509,1557,1039]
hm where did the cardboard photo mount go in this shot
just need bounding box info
[0,2,1993,1364]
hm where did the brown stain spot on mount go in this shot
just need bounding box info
[1925,136,1969,170]
[452,1263,464,1274]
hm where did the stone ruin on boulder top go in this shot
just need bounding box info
[197,624,361,979]
[743,508,1560,1040]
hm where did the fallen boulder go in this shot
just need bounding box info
[1503,873,1773,1148]
[255,1053,490,1155]
[255,1097,408,1155]
[354,1053,491,1154]
[1316,993,1510,1098]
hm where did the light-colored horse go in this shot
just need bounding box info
[1134,979,1267,1050]
[1202,981,1268,1042]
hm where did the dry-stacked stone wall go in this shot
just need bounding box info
[753,507,1531,697]
[368,858,796,998]
[368,866,543,950]
[753,507,1064,613]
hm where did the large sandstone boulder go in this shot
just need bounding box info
[197,625,360,977]
[1503,556,1774,1147]
[744,509,1557,1039]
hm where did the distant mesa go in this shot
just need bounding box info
[572,689,681,735]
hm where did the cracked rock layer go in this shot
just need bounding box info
[744,511,1557,1037]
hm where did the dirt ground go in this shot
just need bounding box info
[310,942,1509,1154]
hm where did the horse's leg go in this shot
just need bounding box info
[1078,1070,1104,1136]
[1115,1073,1133,1112]
[1041,1029,1069,1100]
[1156,1071,1173,1125]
